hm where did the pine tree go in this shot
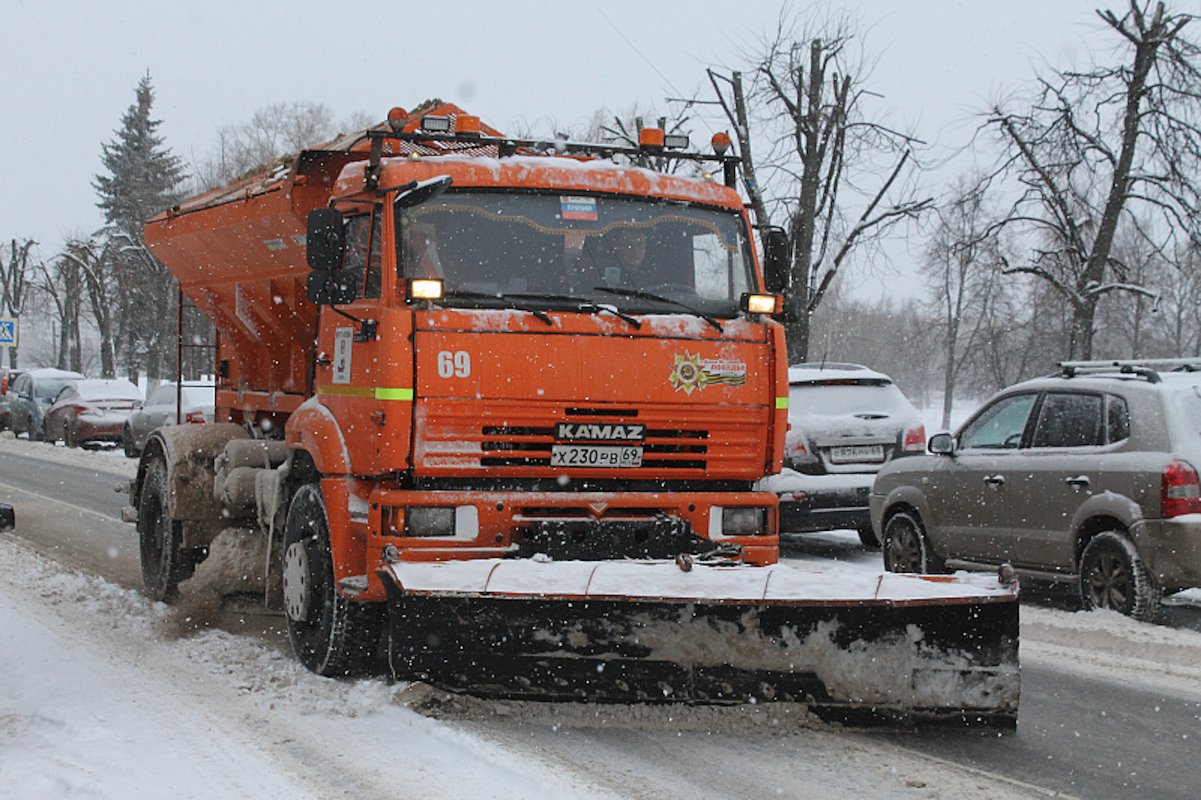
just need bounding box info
[93,73,187,380]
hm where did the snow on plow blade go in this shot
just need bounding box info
[379,560,1019,727]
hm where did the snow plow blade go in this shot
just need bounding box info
[379,560,1019,727]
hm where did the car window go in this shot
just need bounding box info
[36,378,74,400]
[787,381,913,417]
[1106,394,1130,444]
[55,387,78,404]
[148,386,177,405]
[1032,392,1104,448]
[959,393,1037,449]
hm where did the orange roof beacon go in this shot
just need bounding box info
[129,102,1019,725]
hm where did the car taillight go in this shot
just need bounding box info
[184,410,206,424]
[1161,459,1201,518]
[786,438,808,457]
[903,425,926,452]
[73,404,92,415]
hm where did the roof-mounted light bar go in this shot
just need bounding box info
[420,115,453,133]
[638,128,689,151]
[387,107,409,133]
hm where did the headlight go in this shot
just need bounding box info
[713,506,768,537]
[383,505,480,538]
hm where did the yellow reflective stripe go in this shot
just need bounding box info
[317,385,375,398]
[317,385,414,401]
[374,387,414,401]
[775,396,789,409]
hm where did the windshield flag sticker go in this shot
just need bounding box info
[560,196,598,221]
[669,352,747,394]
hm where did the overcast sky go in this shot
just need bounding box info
[2,0,1140,262]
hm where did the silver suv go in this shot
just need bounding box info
[870,359,1201,621]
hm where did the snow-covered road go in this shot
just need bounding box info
[2,434,1201,798]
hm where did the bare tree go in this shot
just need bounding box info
[34,252,84,373]
[923,178,1009,427]
[1145,243,1201,355]
[983,1,1201,359]
[0,239,34,369]
[191,102,373,189]
[57,234,121,378]
[707,7,931,362]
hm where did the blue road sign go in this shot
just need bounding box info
[0,318,17,347]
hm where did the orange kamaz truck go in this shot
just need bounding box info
[130,102,1019,724]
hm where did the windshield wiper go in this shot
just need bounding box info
[442,290,552,326]
[594,286,723,332]
[579,302,641,329]
[441,290,643,330]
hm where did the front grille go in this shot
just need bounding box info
[416,400,767,478]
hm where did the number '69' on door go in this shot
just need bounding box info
[437,350,471,378]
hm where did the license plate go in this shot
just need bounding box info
[828,444,884,463]
[550,445,643,468]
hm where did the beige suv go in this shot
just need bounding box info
[870,359,1201,621]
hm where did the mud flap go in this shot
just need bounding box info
[379,560,1019,727]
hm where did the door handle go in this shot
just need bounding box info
[1065,475,1091,489]
[984,474,1005,487]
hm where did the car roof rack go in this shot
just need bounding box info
[1058,358,1201,383]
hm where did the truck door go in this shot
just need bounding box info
[313,209,389,474]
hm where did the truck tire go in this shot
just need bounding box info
[138,456,196,601]
[282,483,382,677]
[883,509,947,574]
[1079,531,1162,622]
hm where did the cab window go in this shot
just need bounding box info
[343,211,382,299]
[960,394,1037,449]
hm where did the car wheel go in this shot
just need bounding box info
[883,510,946,574]
[1078,531,1162,622]
[123,425,139,459]
[283,483,382,676]
[64,422,78,448]
[138,456,198,601]
[857,524,881,549]
[29,421,44,442]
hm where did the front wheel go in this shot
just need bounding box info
[283,483,382,676]
[1079,531,1162,622]
[883,510,946,574]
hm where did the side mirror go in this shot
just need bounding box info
[306,208,345,272]
[929,432,955,455]
[306,270,358,306]
[763,228,790,294]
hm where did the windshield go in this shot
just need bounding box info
[398,191,755,315]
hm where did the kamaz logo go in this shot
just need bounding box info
[555,423,645,441]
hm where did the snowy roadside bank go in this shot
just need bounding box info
[0,430,136,478]
[0,536,1051,799]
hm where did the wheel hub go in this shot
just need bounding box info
[283,541,312,622]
